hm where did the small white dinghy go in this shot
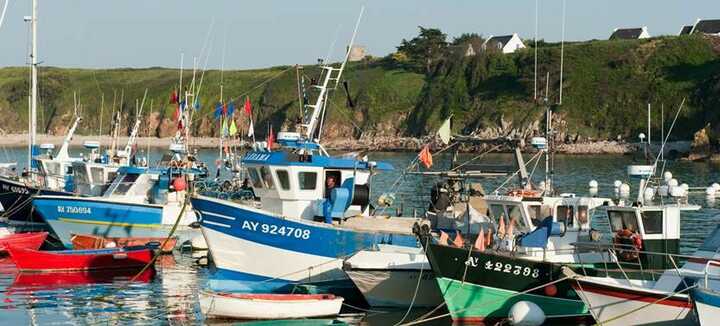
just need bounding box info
[200,291,344,320]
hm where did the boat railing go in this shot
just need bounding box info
[704,258,720,287]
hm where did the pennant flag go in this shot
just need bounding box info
[229,119,238,136]
[247,120,254,138]
[227,101,235,117]
[439,231,449,245]
[222,103,228,116]
[498,215,506,239]
[214,102,223,120]
[222,118,229,137]
[418,145,433,169]
[486,228,493,247]
[452,231,464,248]
[244,96,252,116]
[474,227,486,251]
[267,125,275,149]
[170,90,178,104]
[438,116,452,145]
[507,217,516,237]
[174,104,181,121]
[193,98,200,110]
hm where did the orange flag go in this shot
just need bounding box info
[439,231,449,245]
[453,231,464,247]
[507,217,516,237]
[485,228,493,247]
[498,215,506,239]
[474,228,485,251]
[418,145,433,169]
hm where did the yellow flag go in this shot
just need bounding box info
[229,119,238,136]
[438,116,452,145]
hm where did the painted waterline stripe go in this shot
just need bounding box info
[57,217,162,229]
[203,220,231,228]
[571,281,692,308]
[202,211,236,221]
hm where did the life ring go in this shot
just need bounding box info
[613,229,643,261]
[507,189,542,198]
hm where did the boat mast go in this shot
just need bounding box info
[28,0,38,171]
[303,7,364,142]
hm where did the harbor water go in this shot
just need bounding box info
[1,147,719,325]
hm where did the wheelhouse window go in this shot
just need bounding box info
[609,210,639,233]
[247,168,264,188]
[65,166,73,175]
[298,172,317,190]
[557,205,575,227]
[275,170,290,190]
[91,167,105,184]
[577,205,590,225]
[527,205,545,226]
[489,204,506,224]
[260,166,275,189]
[641,211,664,234]
[113,174,140,195]
[507,205,527,229]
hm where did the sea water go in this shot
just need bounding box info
[1,148,719,325]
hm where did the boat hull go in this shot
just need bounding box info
[691,287,720,326]
[200,292,344,319]
[6,246,154,272]
[0,176,68,222]
[192,196,418,293]
[570,277,694,326]
[422,239,588,322]
[71,233,177,253]
[33,196,197,248]
[0,232,48,252]
[345,268,441,308]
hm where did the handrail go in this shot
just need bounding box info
[704,260,720,287]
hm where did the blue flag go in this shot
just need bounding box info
[227,101,235,117]
[214,102,223,120]
[193,98,201,110]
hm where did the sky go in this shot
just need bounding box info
[0,0,717,70]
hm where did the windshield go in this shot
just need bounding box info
[608,210,639,233]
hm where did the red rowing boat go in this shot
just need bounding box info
[0,232,48,252]
[70,233,177,253]
[5,246,154,272]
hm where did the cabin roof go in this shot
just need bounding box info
[242,150,393,170]
[680,25,694,35]
[610,28,644,39]
[694,19,720,34]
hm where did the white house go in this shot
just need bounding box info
[482,33,526,54]
[347,45,368,62]
[609,26,650,40]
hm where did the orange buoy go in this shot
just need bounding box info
[172,176,187,191]
[544,284,558,296]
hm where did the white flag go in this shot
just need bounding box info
[438,116,452,145]
[247,120,254,138]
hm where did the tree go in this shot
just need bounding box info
[397,27,448,74]
[452,33,482,45]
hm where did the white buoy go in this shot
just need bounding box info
[589,180,598,188]
[663,171,673,183]
[680,183,689,191]
[668,178,679,187]
[191,235,208,250]
[706,186,716,196]
[613,180,622,188]
[644,187,655,201]
[713,183,720,191]
[508,301,546,326]
[619,183,631,198]
[658,185,669,197]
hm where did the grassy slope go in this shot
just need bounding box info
[0,35,718,141]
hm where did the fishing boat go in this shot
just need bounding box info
[70,233,177,253]
[565,223,720,326]
[691,263,720,326]
[199,292,344,320]
[32,162,200,248]
[0,231,48,252]
[5,245,154,272]
[192,9,429,300]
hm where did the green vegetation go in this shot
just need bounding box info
[0,30,718,142]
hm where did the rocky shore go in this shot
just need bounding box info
[0,133,694,156]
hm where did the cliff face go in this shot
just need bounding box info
[0,35,718,146]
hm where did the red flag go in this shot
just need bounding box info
[439,231,449,245]
[244,96,252,116]
[474,228,485,251]
[507,217,516,237]
[222,103,228,116]
[267,125,275,149]
[174,104,181,121]
[170,90,178,104]
[418,145,433,169]
[498,215,506,239]
[452,231,464,248]
[486,228,493,247]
